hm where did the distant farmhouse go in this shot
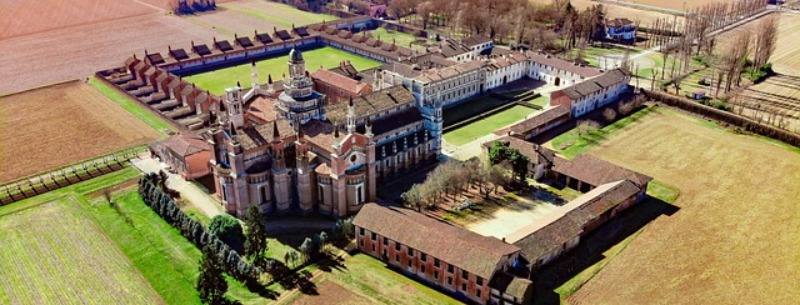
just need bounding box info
[98,16,631,219]
[605,18,636,41]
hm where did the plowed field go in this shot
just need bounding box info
[0,81,161,183]
[0,14,218,94]
[0,0,159,40]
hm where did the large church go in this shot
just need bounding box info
[204,49,435,217]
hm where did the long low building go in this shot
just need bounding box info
[508,179,645,269]
[549,68,631,118]
[353,204,534,305]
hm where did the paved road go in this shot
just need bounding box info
[132,157,224,218]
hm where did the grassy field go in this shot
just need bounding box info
[0,167,308,305]
[0,194,163,305]
[567,109,800,305]
[222,1,337,30]
[444,105,537,146]
[185,47,381,95]
[547,106,659,159]
[309,253,462,305]
[369,27,427,50]
[0,81,163,184]
[88,77,174,133]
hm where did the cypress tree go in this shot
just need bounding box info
[197,245,228,305]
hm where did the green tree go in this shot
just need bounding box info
[209,215,244,252]
[197,245,228,305]
[299,237,314,263]
[243,205,269,263]
[488,141,508,165]
[509,149,530,181]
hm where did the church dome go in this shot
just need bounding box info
[289,48,303,62]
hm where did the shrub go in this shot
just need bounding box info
[209,215,245,253]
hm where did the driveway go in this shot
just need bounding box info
[132,157,224,217]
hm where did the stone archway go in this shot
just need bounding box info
[555,77,561,86]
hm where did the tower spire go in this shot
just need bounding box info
[347,97,356,134]
[273,120,280,141]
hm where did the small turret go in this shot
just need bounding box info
[272,120,280,142]
[365,115,374,138]
[346,97,356,134]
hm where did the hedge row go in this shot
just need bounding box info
[137,173,259,284]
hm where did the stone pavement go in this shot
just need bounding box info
[131,157,224,218]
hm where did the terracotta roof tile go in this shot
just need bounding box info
[553,155,652,187]
[311,69,370,95]
[353,204,520,279]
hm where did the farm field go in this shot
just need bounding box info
[0,0,158,40]
[735,75,800,132]
[0,194,162,304]
[720,13,800,76]
[533,0,682,25]
[213,0,337,31]
[1,167,304,305]
[280,280,375,305]
[0,81,162,184]
[184,47,382,94]
[444,105,538,146]
[0,14,218,94]
[768,13,800,76]
[568,109,800,305]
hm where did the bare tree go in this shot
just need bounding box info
[752,15,779,75]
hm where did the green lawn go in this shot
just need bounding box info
[566,45,641,68]
[88,77,175,134]
[222,2,337,29]
[646,180,680,204]
[0,168,307,305]
[444,105,537,146]
[323,253,463,305]
[549,106,659,159]
[525,95,550,108]
[184,47,382,95]
[369,27,427,50]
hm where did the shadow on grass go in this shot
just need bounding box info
[531,196,680,305]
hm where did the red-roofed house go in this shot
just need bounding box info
[150,134,213,180]
[311,68,373,104]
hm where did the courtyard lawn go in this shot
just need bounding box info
[444,105,536,146]
[369,27,427,50]
[323,253,463,305]
[88,77,175,133]
[548,106,658,159]
[185,47,382,95]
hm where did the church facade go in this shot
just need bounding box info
[207,48,431,218]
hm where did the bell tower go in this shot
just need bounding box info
[224,82,244,128]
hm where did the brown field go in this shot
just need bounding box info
[0,14,218,94]
[534,0,682,26]
[0,81,161,184]
[769,13,800,76]
[568,109,800,305]
[736,75,800,132]
[184,0,338,36]
[289,280,375,305]
[720,13,800,76]
[599,0,741,11]
[0,0,159,40]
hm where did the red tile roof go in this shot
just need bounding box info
[311,69,370,95]
[353,204,520,279]
[553,155,652,187]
